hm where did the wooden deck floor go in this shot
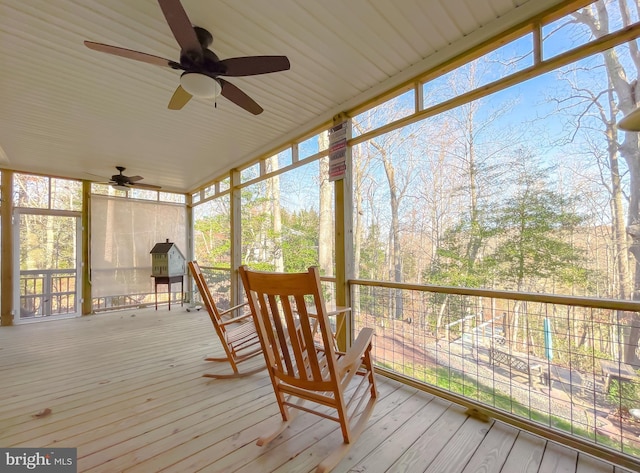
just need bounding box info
[0,307,632,473]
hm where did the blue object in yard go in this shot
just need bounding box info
[544,317,553,361]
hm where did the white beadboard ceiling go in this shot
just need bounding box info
[0,0,567,193]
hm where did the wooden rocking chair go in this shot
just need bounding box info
[239,265,377,473]
[188,261,264,379]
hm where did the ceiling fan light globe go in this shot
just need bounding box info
[180,72,221,98]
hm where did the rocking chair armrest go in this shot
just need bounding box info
[218,302,250,317]
[337,327,374,376]
[218,311,254,326]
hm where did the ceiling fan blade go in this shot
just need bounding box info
[131,182,162,190]
[126,175,144,182]
[219,79,263,115]
[168,85,193,110]
[157,0,202,59]
[220,56,290,77]
[84,41,178,68]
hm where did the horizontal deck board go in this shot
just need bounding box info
[0,307,623,473]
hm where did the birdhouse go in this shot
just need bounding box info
[150,239,186,277]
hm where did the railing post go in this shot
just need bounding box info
[44,271,52,316]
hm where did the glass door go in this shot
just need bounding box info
[14,211,81,321]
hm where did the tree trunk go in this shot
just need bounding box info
[318,132,333,279]
[436,294,449,339]
[266,156,283,271]
[381,151,403,319]
[512,301,521,351]
[573,0,640,365]
[606,88,632,300]
[352,145,365,313]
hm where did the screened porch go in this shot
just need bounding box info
[2,0,640,471]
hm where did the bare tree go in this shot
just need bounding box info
[568,0,640,364]
[351,140,377,312]
[363,119,422,318]
[318,131,334,277]
[266,156,284,271]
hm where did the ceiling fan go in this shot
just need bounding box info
[102,166,162,191]
[84,0,290,115]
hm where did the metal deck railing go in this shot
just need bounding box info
[351,279,640,471]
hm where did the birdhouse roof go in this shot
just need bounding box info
[150,242,184,258]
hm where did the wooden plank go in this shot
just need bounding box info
[79,384,278,472]
[614,467,637,473]
[0,342,211,415]
[0,334,222,419]
[576,453,614,473]
[350,400,463,473]
[332,387,433,473]
[28,367,268,448]
[421,414,495,473]
[2,363,210,441]
[460,422,519,473]
[0,315,209,383]
[500,431,546,473]
[539,441,579,473]
[58,380,271,453]
[1,339,210,402]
